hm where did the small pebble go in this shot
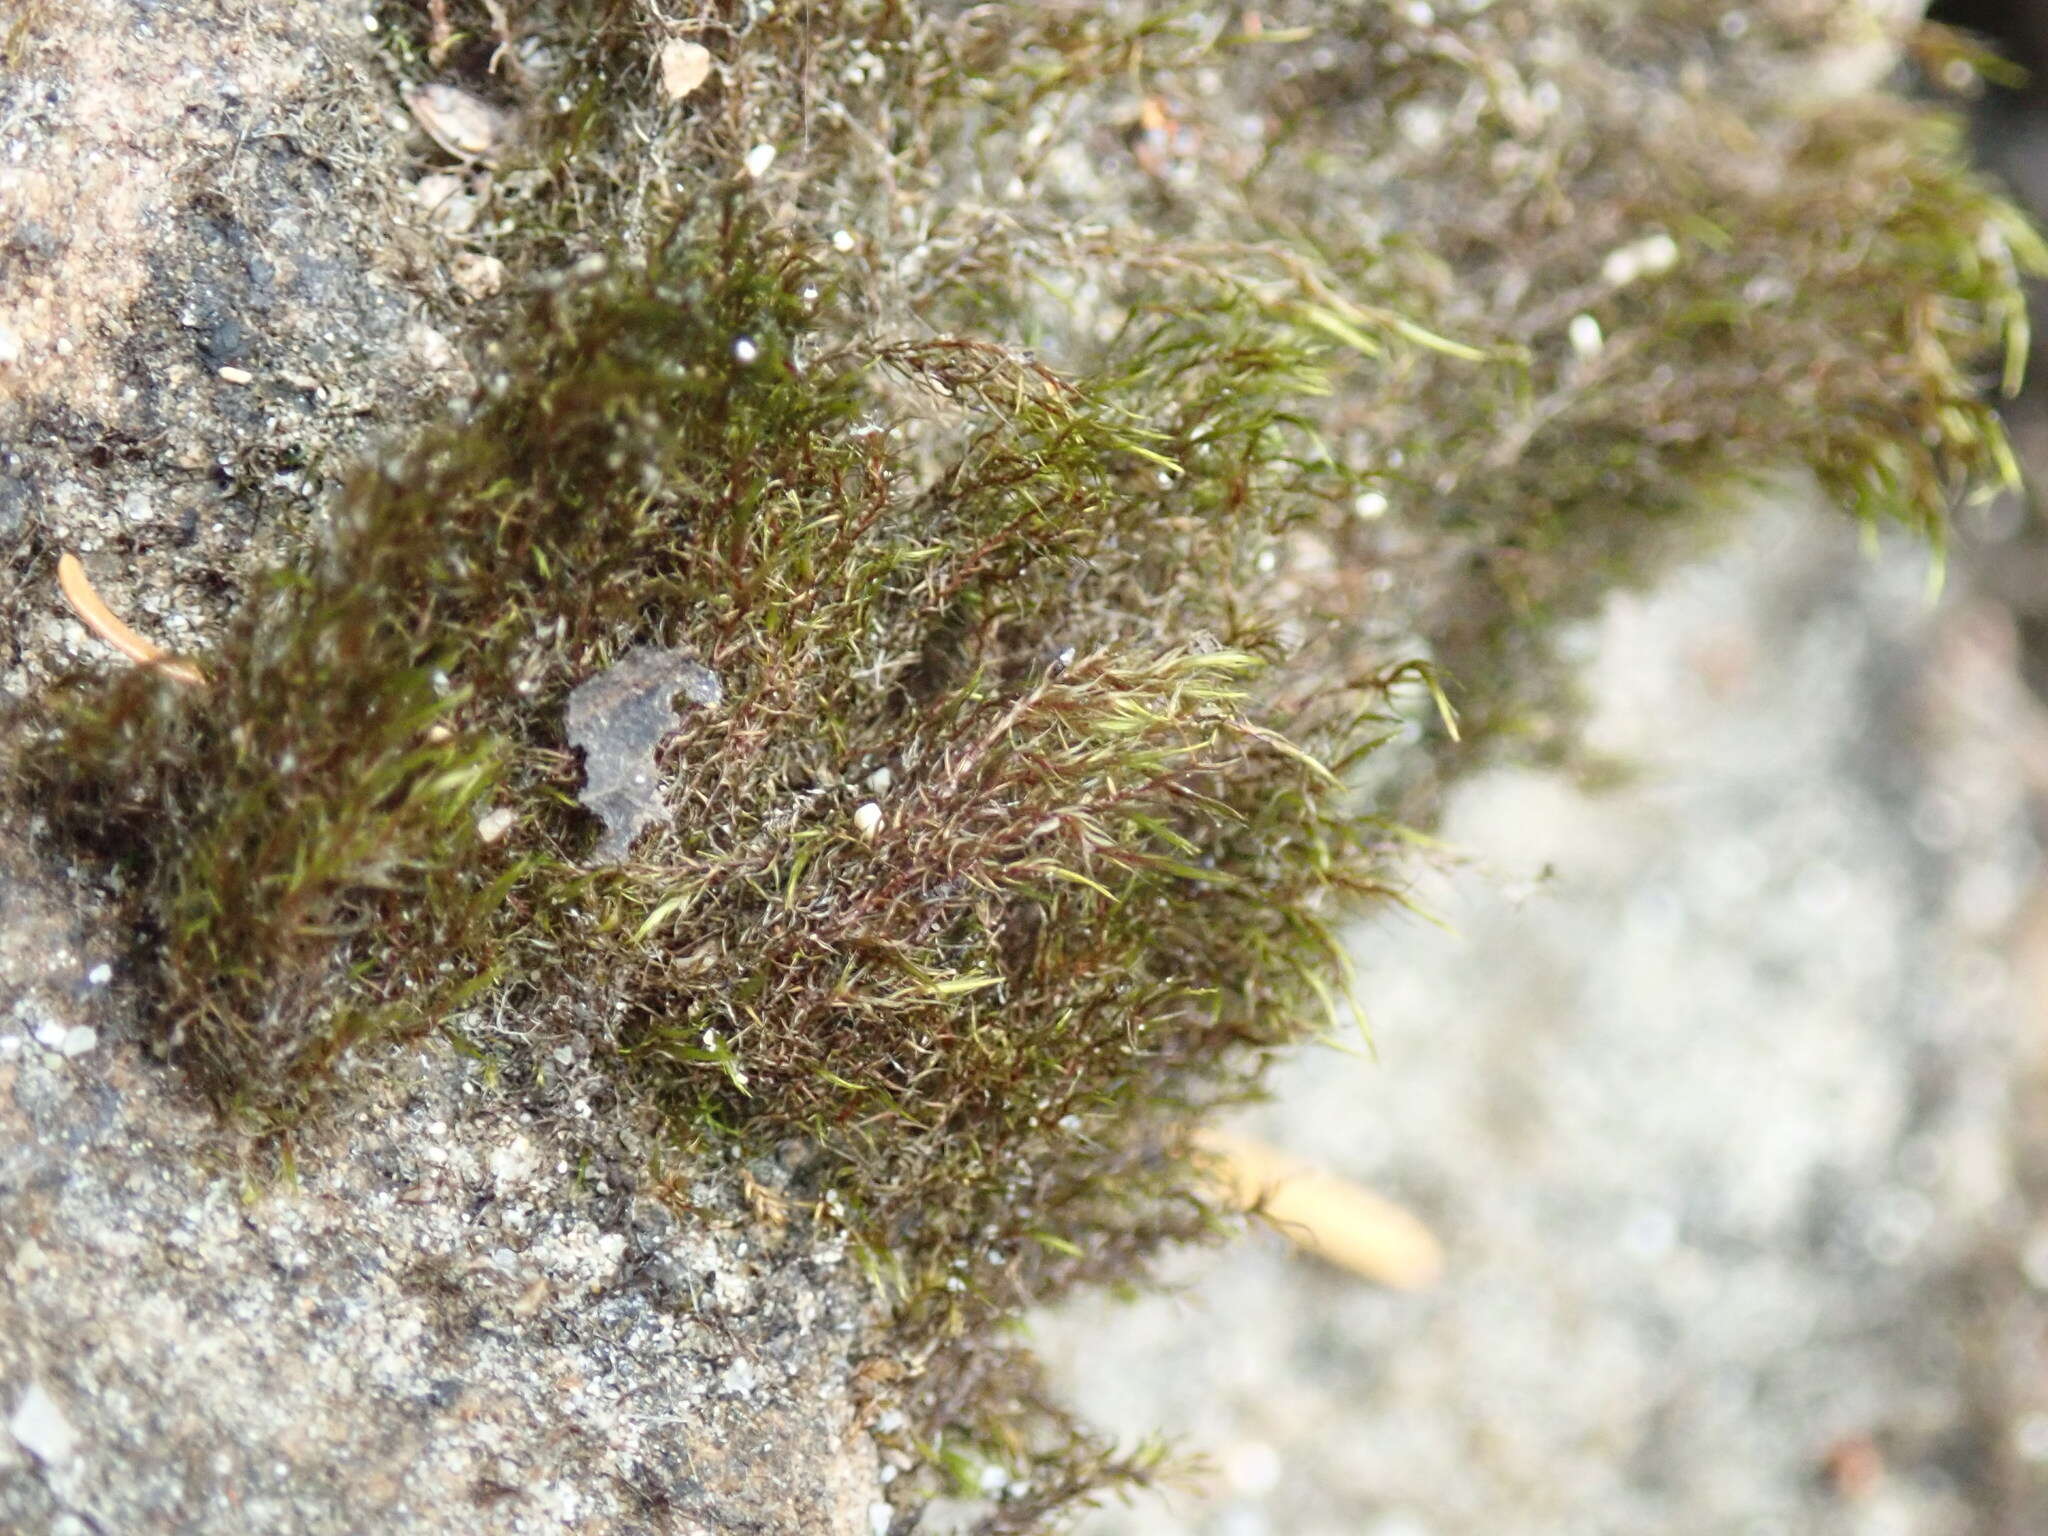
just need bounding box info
[450,251,505,300]
[2016,1412,2048,1464]
[477,807,517,844]
[853,801,883,838]
[832,229,857,253]
[733,337,759,365]
[1601,232,1680,288]
[412,172,480,236]
[403,82,517,163]
[864,765,893,794]
[659,39,713,101]
[33,1019,66,1051]
[86,962,113,986]
[1567,313,1604,359]
[217,365,254,385]
[743,142,777,179]
[58,1026,97,1058]
[409,324,457,372]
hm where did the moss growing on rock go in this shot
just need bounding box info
[7,0,2042,1525]
[8,195,1413,1503]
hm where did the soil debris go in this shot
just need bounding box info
[566,645,723,863]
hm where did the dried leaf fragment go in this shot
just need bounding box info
[659,39,713,102]
[566,645,722,863]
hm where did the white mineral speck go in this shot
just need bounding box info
[490,1136,540,1191]
[2022,1228,2048,1291]
[1568,312,1604,359]
[2017,1412,2048,1464]
[1395,101,1445,152]
[867,1501,894,1535]
[58,1026,98,1058]
[86,963,112,986]
[33,1019,66,1051]
[832,229,857,253]
[1354,490,1389,519]
[1602,233,1680,288]
[9,1382,80,1466]
[733,337,759,364]
[743,142,777,178]
[477,807,516,843]
[853,801,883,838]
[863,765,892,794]
[1637,232,1679,275]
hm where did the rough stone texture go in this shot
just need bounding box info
[0,826,892,1534]
[1038,500,2048,1536]
[0,0,479,700]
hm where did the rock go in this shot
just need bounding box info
[0,819,890,1532]
[0,0,887,1522]
[8,1383,79,1467]
[659,39,714,102]
[410,172,480,236]
[401,82,518,165]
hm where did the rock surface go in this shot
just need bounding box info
[1040,500,2048,1535]
[0,0,474,699]
[0,824,891,1533]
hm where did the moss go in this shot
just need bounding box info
[8,0,2043,1526]
[7,192,1407,1505]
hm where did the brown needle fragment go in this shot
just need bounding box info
[1197,1128,1444,1289]
[56,552,206,687]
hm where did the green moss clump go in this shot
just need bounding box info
[8,197,1411,1503]
[10,0,2045,1524]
